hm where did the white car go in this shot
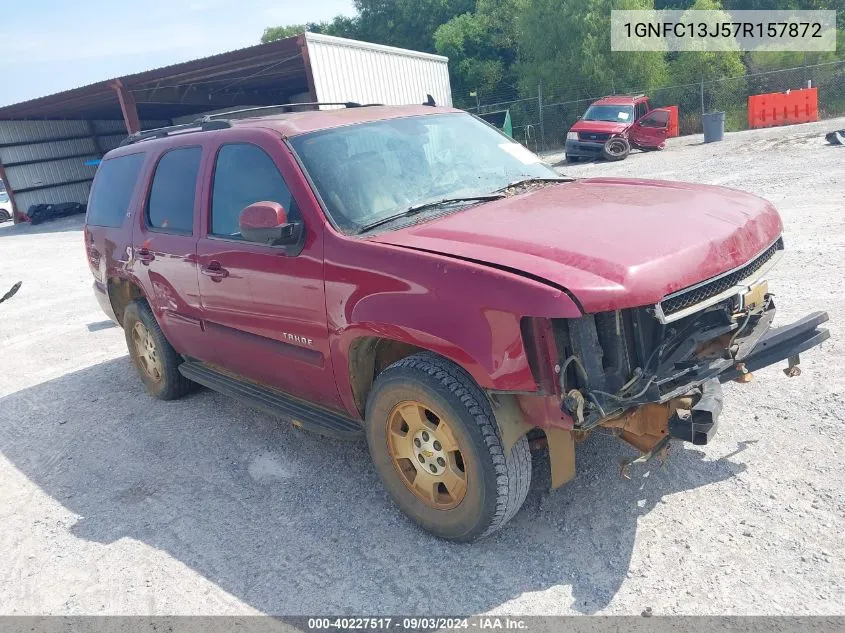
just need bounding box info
[0,191,12,222]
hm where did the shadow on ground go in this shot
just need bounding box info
[0,358,747,615]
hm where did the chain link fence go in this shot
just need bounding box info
[463,59,845,152]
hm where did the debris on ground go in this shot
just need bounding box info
[824,130,845,145]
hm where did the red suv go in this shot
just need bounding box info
[565,95,670,162]
[85,104,828,541]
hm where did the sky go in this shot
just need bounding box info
[0,0,356,106]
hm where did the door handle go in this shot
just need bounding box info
[201,261,229,281]
[136,247,155,265]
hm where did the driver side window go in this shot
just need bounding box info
[210,143,300,239]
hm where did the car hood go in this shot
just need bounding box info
[571,120,630,135]
[369,178,784,313]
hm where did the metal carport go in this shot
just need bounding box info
[0,32,451,222]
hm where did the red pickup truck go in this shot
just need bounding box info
[85,104,828,541]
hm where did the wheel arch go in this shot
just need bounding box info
[107,276,147,326]
[345,333,485,418]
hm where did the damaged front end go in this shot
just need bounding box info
[550,238,829,467]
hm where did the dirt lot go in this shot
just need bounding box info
[1,118,843,616]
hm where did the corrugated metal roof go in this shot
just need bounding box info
[304,32,448,63]
[0,34,453,123]
[0,35,307,121]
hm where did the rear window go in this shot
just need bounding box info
[86,153,146,228]
[146,147,202,234]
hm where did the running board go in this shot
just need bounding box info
[178,361,363,440]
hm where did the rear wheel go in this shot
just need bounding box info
[365,352,531,541]
[0,209,10,222]
[602,136,630,161]
[123,299,193,400]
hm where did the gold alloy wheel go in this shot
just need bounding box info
[132,321,163,382]
[386,400,468,510]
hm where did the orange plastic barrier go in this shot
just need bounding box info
[666,105,680,137]
[748,88,818,129]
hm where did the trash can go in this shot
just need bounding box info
[702,111,725,143]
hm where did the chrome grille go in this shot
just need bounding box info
[660,238,783,317]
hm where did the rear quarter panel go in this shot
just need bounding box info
[84,149,154,323]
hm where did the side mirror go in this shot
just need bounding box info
[238,201,303,247]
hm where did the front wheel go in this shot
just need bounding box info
[602,136,630,161]
[365,352,531,541]
[0,209,10,223]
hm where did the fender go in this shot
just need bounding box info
[325,234,582,417]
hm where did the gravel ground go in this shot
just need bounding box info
[0,117,843,617]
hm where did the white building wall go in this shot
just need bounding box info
[305,32,452,108]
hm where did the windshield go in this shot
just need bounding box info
[582,104,634,123]
[289,112,559,233]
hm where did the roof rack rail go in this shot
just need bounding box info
[119,101,371,146]
[599,93,646,99]
[120,119,232,146]
[202,101,365,120]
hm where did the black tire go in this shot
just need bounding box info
[0,210,10,222]
[365,352,531,541]
[122,299,193,400]
[566,154,580,163]
[602,136,630,161]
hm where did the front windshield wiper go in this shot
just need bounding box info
[358,195,505,232]
[494,176,573,192]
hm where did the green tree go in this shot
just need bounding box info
[517,0,669,100]
[261,16,358,43]
[434,0,525,104]
[261,24,307,42]
[353,0,475,51]
[667,0,745,82]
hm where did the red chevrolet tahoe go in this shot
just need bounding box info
[85,104,829,541]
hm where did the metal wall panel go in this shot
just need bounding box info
[304,33,452,108]
[0,119,89,145]
[14,182,92,211]
[5,156,98,190]
[0,119,165,215]
[92,120,128,134]
[98,134,129,152]
[0,137,98,165]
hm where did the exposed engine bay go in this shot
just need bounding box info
[550,237,829,461]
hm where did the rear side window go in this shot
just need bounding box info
[147,146,202,233]
[86,153,145,228]
[211,143,299,239]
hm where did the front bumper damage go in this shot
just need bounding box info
[496,240,829,489]
[518,307,829,489]
[545,242,830,473]
[718,311,829,382]
[667,310,829,446]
